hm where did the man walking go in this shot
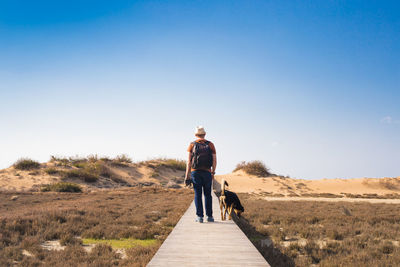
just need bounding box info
[185,126,217,223]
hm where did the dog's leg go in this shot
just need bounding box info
[223,199,228,220]
[223,203,228,221]
[228,205,233,220]
[220,198,224,221]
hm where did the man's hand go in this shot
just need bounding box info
[184,177,192,187]
[184,173,190,186]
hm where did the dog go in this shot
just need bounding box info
[219,179,244,220]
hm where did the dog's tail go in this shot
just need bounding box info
[221,179,229,196]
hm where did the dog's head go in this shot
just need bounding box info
[234,206,244,218]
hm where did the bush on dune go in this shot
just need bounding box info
[157,158,186,171]
[114,154,132,163]
[13,158,41,170]
[234,160,271,177]
[44,167,59,175]
[40,182,82,193]
[61,169,99,183]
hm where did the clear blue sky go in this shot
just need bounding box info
[1,0,399,179]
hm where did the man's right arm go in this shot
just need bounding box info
[185,152,192,180]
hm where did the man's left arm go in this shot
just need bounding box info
[212,154,217,179]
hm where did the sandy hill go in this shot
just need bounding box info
[0,157,186,192]
[215,170,400,198]
[3,157,400,198]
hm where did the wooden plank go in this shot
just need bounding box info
[148,192,269,266]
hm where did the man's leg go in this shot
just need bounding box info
[191,171,204,217]
[203,171,213,218]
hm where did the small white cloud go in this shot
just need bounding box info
[381,116,393,124]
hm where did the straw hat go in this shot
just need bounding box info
[194,126,206,135]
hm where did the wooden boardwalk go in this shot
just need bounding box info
[148,192,270,266]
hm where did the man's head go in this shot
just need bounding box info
[194,126,206,138]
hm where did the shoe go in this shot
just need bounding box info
[195,217,203,223]
[207,217,214,222]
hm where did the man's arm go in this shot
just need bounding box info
[211,154,217,178]
[185,152,192,180]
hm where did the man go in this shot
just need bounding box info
[185,126,217,223]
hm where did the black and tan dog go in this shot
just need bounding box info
[219,179,244,220]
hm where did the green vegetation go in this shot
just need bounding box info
[44,167,59,175]
[48,155,129,184]
[234,160,271,177]
[82,238,158,249]
[142,158,186,171]
[13,158,40,170]
[111,154,133,167]
[40,182,82,192]
[157,158,186,171]
[61,169,99,183]
[114,154,132,163]
[50,155,70,166]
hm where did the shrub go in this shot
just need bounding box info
[234,160,271,177]
[13,158,40,170]
[86,154,99,163]
[68,156,88,164]
[44,168,59,175]
[158,158,186,171]
[40,182,82,192]
[380,241,394,254]
[60,233,82,246]
[50,155,70,165]
[100,156,112,162]
[123,245,159,266]
[62,170,99,183]
[114,154,132,163]
[72,162,87,168]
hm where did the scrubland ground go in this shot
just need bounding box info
[235,193,400,266]
[0,187,192,267]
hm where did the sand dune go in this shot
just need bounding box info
[0,159,185,192]
[215,170,400,197]
[2,159,399,199]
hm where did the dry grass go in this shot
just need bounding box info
[13,158,41,170]
[150,158,186,171]
[234,193,400,266]
[44,167,59,175]
[111,154,133,167]
[138,158,187,178]
[234,161,271,177]
[60,169,99,183]
[0,187,193,266]
[46,156,126,184]
[114,154,133,163]
[342,193,400,199]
